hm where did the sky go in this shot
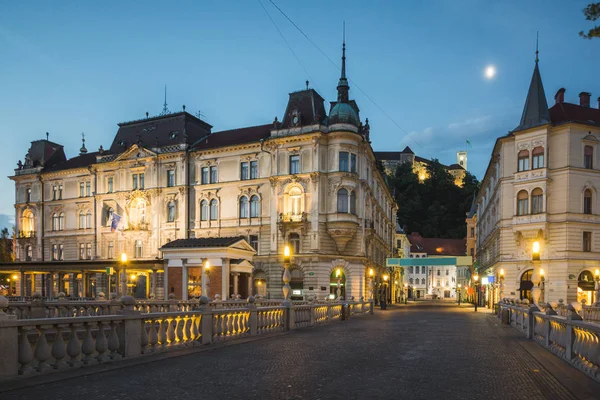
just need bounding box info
[1,0,599,225]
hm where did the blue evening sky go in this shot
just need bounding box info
[1,0,599,223]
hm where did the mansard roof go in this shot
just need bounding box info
[161,236,247,249]
[43,152,99,172]
[281,89,327,128]
[191,124,272,151]
[549,102,600,127]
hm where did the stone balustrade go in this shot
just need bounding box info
[0,296,373,379]
[498,299,600,383]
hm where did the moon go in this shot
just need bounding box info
[484,65,496,79]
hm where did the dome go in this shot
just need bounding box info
[328,102,359,126]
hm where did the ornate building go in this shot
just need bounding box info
[476,51,600,305]
[6,42,396,301]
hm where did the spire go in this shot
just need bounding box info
[161,85,170,115]
[535,31,539,63]
[79,133,88,155]
[513,37,550,132]
[336,22,349,103]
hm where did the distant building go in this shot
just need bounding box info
[375,147,466,187]
[458,199,477,291]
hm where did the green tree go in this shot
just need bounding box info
[0,228,14,262]
[580,3,600,39]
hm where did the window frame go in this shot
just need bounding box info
[210,166,218,183]
[531,188,544,214]
[240,162,249,180]
[584,189,593,215]
[289,155,300,175]
[167,201,176,222]
[210,199,218,221]
[107,177,113,193]
[239,196,248,219]
[337,188,349,213]
[200,200,209,221]
[532,147,544,169]
[167,170,175,187]
[584,145,594,169]
[250,195,260,218]
[583,231,592,252]
[201,167,209,185]
[517,150,530,172]
[250,161,258,179]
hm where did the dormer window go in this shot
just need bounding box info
[169,131,178,140]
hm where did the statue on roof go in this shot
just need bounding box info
[17,160,22,169]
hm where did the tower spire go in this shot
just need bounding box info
[80,132,88,155]
[336,22,349,103]
[341,21,346,79]
[535,31,539,63]
[161,84,170,115]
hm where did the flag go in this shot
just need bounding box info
[466,139,472,148]
[110,213,121,232]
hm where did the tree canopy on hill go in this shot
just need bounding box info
[391,160,479,239]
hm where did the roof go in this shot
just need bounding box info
[109,112,212,154]
[281,89,327,128]
[513,62,550,132]
[549,102,600,127]
[396,222,405,234]
[160,236,247,249]
[402,146,414,154]
[25,140,67,169]
[407,232,466,256]
[191,124,271,151]
[328,102,360,126]
[466,194,478,218]
[447,164,465,170]
[44,152,99,172]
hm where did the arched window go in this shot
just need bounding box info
[584,189,593,214]
[58,212,65,231]
[289,232,300,254]
[21,209,34,237]
[200,200,208,221]
[288,186,303,215]
[421,278,425,285]
[25,245,32,261]
[86,211,92,229]
[409,278,413,284]
[79,211,85,229]
[585,145,594,169]
[532,147,544,169]
[531,188,544,214]
[52,213,59,231]
[409,266,413,274]
[349,191,356,214]
[106,208,114,227]
[517,190,529,215]
[210,199,218,220]
[337,189,349,213]
[239,196,248,218]
[250,195,260,218]
[518,150,530,172]
[167,201,176,222]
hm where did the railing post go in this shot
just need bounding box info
[247,296,257,336]
[285,304,295,331]
[565,304,582,361]
[527,305,539,339]
[0,296,18,377]
[117,296,142,358]
[310,305,316,326]
[168,293,178,312]
[199,296,213,345]
[30,292,47,319]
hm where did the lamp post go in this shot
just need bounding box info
[594,269,600,306]
[499,268,505,302]
[202,260,210,298]
[336,268,342,299]
[539,267,545,303]
[473,274,479,312]
[120,253,127,296]
[282,245,291,306]
[381,274,389,309]
[129,273,137,296]
[457,283,462,305]
[368,268,374,300]
[404,282,408,304]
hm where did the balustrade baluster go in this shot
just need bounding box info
[166,318,176,345]
[108,321,121,359]
[175,316,184,344]
[33,325,52,372]
[81,322,96,364]
[18,327,35,375]
[51,324,67,369]
[147,319,159,353]
[66,324,82,367]
[95,321,109,362]
[157,319,167,349]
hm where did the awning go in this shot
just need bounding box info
[518,281,534,291]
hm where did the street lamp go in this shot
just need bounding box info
[404,282,408,304]
[383,274,389,304]
[282,245,292,306]
[473,274,480,312]
[457,283,462,305]
[594,269,600,306]
[532,241,540,261]
[368,268,374,300]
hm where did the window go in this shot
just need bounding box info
[250,161,258,179]
[517,190,529,216]
[210,199,218,220]
[59,213,64,231]
[106,208,114,227]
[532,147,544,169]
[421,266,425,274]
[409,278,413,284]
[584,189,593,214]
[132,174,138,190]
[437,270,440,276]
[201,167,209,184]
[470,227,475,237]
[289,233,300,254]
[58,244,64,261]
[26,245,32,261]
[409,266,413,274]
[108,242,114,259]
[210,166,217,183]
[107,177,113,193]
[249,235,259,251]
[79,211,85,229]
[517,150,529,172]
[583,231,592,252]
[167,201,176,222]
[85,181,91,197]
[289,186,303,215]
[134,240,143,258]
[52,213,59,231]
[200,200,209,221]
[250,195,260,218]
[86,211,92,229]
[470,248,475,257]
[349,191,356,214]
[139,173,144,189]
[80,182,85,197]
[351,154,357,173]
[21,209,34,236]
[337,189,349,213]
[339,152,349,172]
[239,196,248,218]
[289,155,300,175]
[240,162,249,180]
[52,244,58,261]
[53,185,58,200]
[132,173,144,189]
[585,146,594,169]
[446,270,449,275]
[167,170,175,187]
[421,278,425,285]
[86,243,92,260]
[79,243,85,260]
[531,188,544,214]
[58,185,63,200]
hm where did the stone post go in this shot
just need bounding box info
[285,304,295,331]
[221,258,230,299]
[168,293,178,312]
[527,305,540,339]
[233,273,240,298]
[566,304,583,361]
[109,293,121,314]
[247,296,257,335]
[117,295,142,358]
[0,296,18,378]
[29,292,46,319]
[369,299,374,315]
[199,296,213,345]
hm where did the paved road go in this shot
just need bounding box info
[4,302,600,400]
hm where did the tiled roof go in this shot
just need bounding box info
[44,152,99,172]
[447,164,464,170]
[161,236,247,249]
[407,232,466,256]
[550,102,600,127]
[191,124,271,151]
[281,89,327,128]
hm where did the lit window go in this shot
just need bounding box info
[134,240,143,258]
[79,243,85,260]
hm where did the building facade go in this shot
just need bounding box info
[7,43,397,301]
[476,54,600,305]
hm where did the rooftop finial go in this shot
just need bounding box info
[306,80,309,90]
[161,84,170,115]
[46,132,49,141]
[341,21,346,79]
[336,22,350,103]
[80,132,87,155]
[535,31,539,63]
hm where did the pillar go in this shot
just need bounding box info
[48,273,54,298]
[151,269,157,297]
[182,259,188,300]
[30,273,35,295]
[120,268,127,297]
[221,258,230,299]
[233,272,240,297]
[247,273,252,298]
[81,271,87,298]
[19,271,25,297]
[163,263,169,300]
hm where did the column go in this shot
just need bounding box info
[120,268,127,297]
[151,269,157,297]
[221,258,230,299]
[247,273,252,297]
[182,259,189,300]
[233,272,240,297]
[81,271,87,298]
[163,261,169,300]
[114,268,120,298]
[30,273,35,295]
[48,273,54,298]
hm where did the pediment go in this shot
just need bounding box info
[230,239,257,253]
[113,144,157,162]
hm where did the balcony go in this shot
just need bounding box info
[326,213,359,252]
[512,213,547,226]
[514,168,547,182]
[279,212,307,223]
[18,230,36,239]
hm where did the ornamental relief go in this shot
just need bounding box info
[532,138,545,147]
[198,190,219,201]
[517,142,530,150]
[239,185,260,197]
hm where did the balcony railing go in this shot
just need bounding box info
[278,212,307,223]
[18,230,36,238]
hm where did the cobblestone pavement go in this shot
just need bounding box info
[4,302,599,400]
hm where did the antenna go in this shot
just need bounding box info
[196,110,206,119]
[46,132,49,141]
[161,85,170,115]
[535,31,539,63]
[306,80,309,90]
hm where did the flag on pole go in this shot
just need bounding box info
[110,213,121,232]
[466,139,472,148]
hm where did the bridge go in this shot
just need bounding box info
[1,299,599,399]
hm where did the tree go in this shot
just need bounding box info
[580,3,600,39]
[0,228,14,262]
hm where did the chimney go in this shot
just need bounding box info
[579,92,591,107]
[554,88,565,104]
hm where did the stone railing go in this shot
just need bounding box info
[498,299,600,383]
[0,296,373,379]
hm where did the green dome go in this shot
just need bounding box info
[329,102,359,126]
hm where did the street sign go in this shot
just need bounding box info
[106,267,114,275]
[386,256,473,267]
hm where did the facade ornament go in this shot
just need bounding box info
[269,176,278,188]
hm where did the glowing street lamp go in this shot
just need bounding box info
[532,241,540,261]
[473,274,480,312]
[457,283,462,305]
[282,245,292,306]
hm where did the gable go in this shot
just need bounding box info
[113,144,157,162]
